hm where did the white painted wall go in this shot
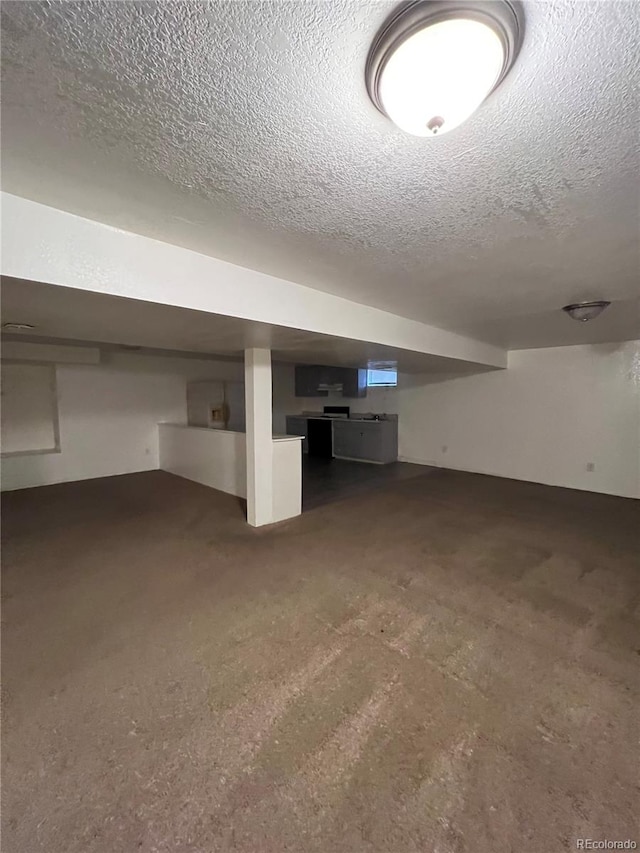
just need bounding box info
[0,350,244,491]
[187,381,246,431]
[159,424,247,497]
[398,342,640,499]
[245,348,273,527]
[2,340,100,364]
[272,438,302,522]
[187,381,224,427]
[159,424,302,523]
[271,362,399,434]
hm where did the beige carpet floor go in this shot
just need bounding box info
[2,469,639,853]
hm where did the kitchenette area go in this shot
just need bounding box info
[282,363,399,463]
[158,361,422,516]
[279,362,425,509]
[286,407,398,463]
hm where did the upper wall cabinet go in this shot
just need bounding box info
[294,365,329,397]
[294,365,367,398]
[341,368,368,399]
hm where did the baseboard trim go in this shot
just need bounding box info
[396,457,638,500]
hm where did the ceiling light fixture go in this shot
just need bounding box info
[562,301,611,322]
[2,322,36,331]
[366,0,523,137]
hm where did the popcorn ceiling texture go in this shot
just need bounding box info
[1,1,639,343]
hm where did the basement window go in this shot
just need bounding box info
[366,368,398,387]
[0,362,60,456]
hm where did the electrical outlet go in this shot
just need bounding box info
[586,462,595,472]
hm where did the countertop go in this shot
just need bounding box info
[159,423,303,442]
[287,415,392,423]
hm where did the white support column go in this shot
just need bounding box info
[244,348,273,527]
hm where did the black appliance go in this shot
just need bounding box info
[307,418,333,459]
[322,405,350,418]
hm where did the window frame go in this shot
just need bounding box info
[1,361,61,457]
[366,368,398,388]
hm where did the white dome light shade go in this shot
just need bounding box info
[378,19,505,136]
[366,1,523,138]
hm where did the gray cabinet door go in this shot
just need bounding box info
[294,366,328,397]
[341,369,368,399]
[332,422,370,460]
[332,420,397,463]
[359,424,385,460]
[331,421,353,457]
[285,416,308,453]
[371,420,398,463]
[294,365,367,398]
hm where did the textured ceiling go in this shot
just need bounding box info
[1,0,639,348]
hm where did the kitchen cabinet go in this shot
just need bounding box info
[332,419,398,464]
[331,420,352,458]
[285,416,398,463]
[294,365,368,399]
[294,365,328,397]
[285,416,309,453]
[341,368,368,399]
